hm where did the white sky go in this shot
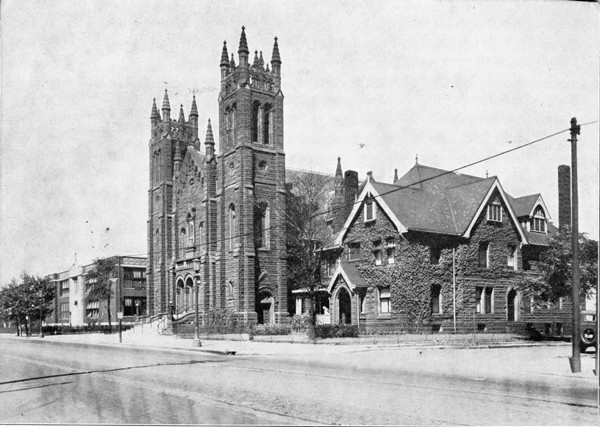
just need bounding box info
[1,0,598,284]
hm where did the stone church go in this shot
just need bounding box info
[147,27,288,325]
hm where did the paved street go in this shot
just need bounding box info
[0,335,598,425]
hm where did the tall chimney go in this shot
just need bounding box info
[558,164,571,229]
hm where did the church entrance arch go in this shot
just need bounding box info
[337,287,352,325]
[257,289,274,325]
[175,279,185,314]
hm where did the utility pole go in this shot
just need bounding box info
[568,117,581,374]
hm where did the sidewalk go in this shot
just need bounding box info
[2,328,571,358]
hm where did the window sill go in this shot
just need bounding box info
[432,312,444,316]
[377,313,391,320]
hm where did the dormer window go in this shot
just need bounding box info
[487,203,502,223]
[531,207,546,233]
[364,198,376,222]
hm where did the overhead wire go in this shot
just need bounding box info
[109,120,599,260]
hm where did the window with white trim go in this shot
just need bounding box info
[531,206,546,233]
[60,302,69,319]
[385,238,395,264]
[379,287,390,314]
[479,242,490,268]
[364,198,376,222]
[373,240,382,265]
[507,245,518,270]
[487,203,502,222]
[348,243,361,261]
[476,286,494,314]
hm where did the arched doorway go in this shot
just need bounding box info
[507,289,518,322]
[338,287,352,325]
[257,289,274,325]
[175,280,184,314]
[184,277,194,313]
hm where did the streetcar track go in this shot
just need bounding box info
[224,361,598,410]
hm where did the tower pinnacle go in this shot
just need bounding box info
[190,95,198,118]
[161,89,170,121]
[271,37,281,65]
[151,98,159,119]
[335,157,343,177]
[204,119,215,158]
[220,41,229,67]
[178,104,185,122]
[238,26,249,54]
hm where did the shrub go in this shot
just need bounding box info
[315,324,359,339]
[291,314,309,331]
[251,324,292,336]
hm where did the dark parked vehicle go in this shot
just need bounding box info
[580,310,597,353]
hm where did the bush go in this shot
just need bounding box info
[291,314,309,331]
[314,324,359,339]
[251,324,292,336]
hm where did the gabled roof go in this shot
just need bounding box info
[327,261,369,293]
[336,163,532,245]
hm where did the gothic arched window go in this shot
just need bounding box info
[229,204,236,251]
[531,206,546,233]
[179,228,186,257]
[262,104,272,144]
[187,215,195,246]
[251,101,260,143]
[256,202,270,249]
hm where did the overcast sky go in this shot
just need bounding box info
[1,0,598,283]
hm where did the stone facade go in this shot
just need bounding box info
[323,166,571,335]
[147,28,287,325]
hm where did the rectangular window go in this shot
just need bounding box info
[133,270,142,279]
[348,243,361,261]
[487,204,502,222]
[479,242,489,268]
[373,240,382,266]
[507,245,517,270]
[386,238,395,264]
[532,218,546,233]
[86,300,99,318]
[364,199,376,222]
[60,281,69,297]
[379,287,391,313]
[476,287,494,314]
[60,303,69,319]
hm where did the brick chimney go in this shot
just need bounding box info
[558,164,571,229]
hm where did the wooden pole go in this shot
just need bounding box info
[569,117,581,373]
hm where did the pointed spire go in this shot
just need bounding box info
[230,53,236,68]
[393,168,398,183]
[335,157,343,177]
[238,26,249,54]
[189,95,198,118]
[265,63,270,72]
[178,104,185,122]
[162,89,171,112]
[271,36,281,65]
[253,50,259,67]
[415,154,419,164]
[220,41,229,67]
[204,118,215,146]
[204,119,215,158]
[151,98,159,119]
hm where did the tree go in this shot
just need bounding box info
[520,228,598,305]
[86,257,117,332]
[285,171,335,340]
[0,272,54,336]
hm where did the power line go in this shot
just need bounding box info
[101,120,600,261]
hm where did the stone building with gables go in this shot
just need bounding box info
[320,161,571,335]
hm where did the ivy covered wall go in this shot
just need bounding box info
[330,188,571,334]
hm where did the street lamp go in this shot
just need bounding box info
[135,299,140,319]
[192,258,202,347]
